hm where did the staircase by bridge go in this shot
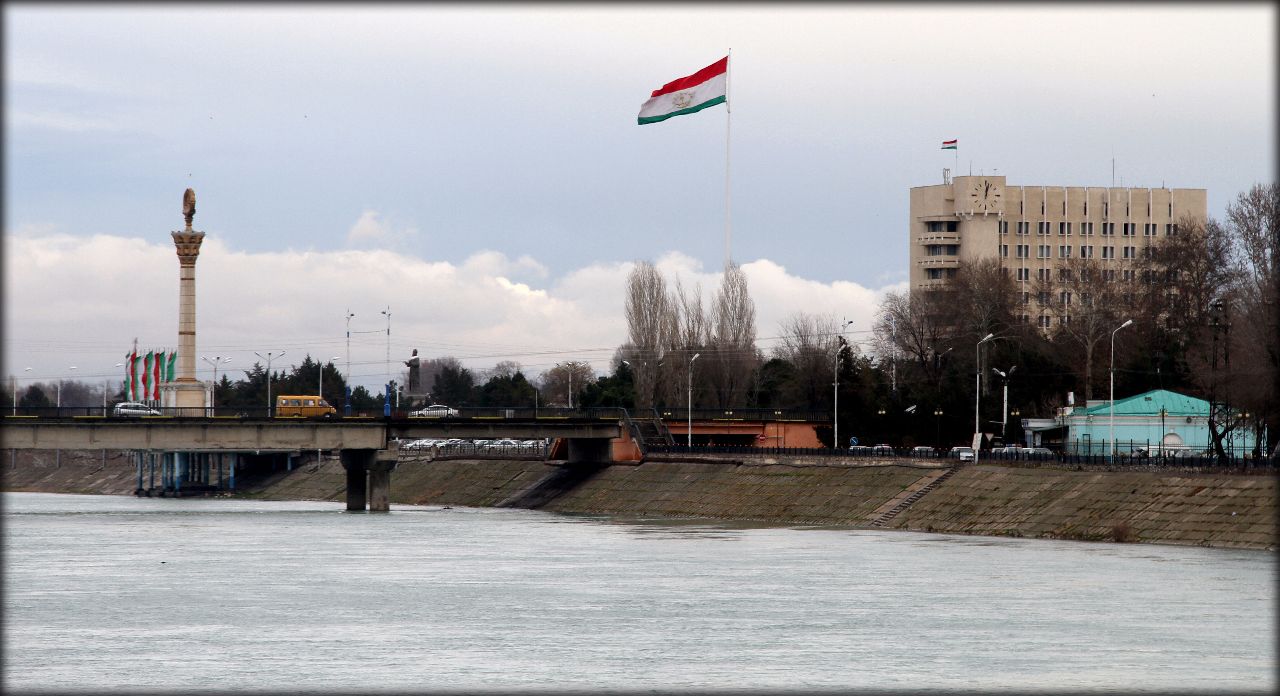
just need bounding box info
[628,410,675,453]
[868,464,964,528]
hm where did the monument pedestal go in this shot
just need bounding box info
[162,380,208,416]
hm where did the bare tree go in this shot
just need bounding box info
[706,263,758,408]
[623,261,676,410]
[1034,256,1126,401]
[539,361,596,408]
[873,289,952,395]
[774,312,841,409]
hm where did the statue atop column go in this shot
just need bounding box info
[404,349,421,392]
[182,188,196,228]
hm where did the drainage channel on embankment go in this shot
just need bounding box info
[4,451,1275,550]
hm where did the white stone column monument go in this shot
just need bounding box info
[162,188,208,414]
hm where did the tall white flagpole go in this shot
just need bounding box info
[724,48,733,269]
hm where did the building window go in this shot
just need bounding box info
[1000,244,1009,258]
[1060,315,1071,326]
[1059,245,1072,258]
[1081,268,1093,282]
[1038,315,1051,328]
[1037,221,1050,235]
[1021,292,1030,305]
[1081,222,1093,236]
[1123,269,1135,282]
[1104,201,1109,217]
[1016,244,1029,258]
[1122,223,1135,236]
[1058,268,1073,282]
[1102,246,1115,259]
[1037,245,1050,258]
[1144,223,1156,236]
[1167,223,1178,236]
[1104,269,1116,282]
[1081,245,1094,258]
[1059,291,1072,305]
[1037,291,1050,306]
[1123,246,1136,259]
[1017,267,1030,281]
[1059,221,1072,236]
[999,220,1009,235]
[1017,221,1029,235]
[1038,268,1050,281]
[1102,222,1115,236]
[1080,292,1092,306]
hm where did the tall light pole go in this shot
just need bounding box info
[202,356,232,416]
[381,306,391,416]
[345,309,355,415]
[13,366,32,416]
[992,365,1016,445]
[687,352,700,446]
[973,333,994,462]
[254,351,285,417]
[834,319,853,449]
[59,366,78,410]
[934,408,943,448]
[1110,318,1133,459]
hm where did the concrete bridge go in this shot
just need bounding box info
[1,414,624,511]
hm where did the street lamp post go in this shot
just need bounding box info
[13,366,32,416]
[106,362,125,415]
[58,366,78,411]
[833,319,853,449]
[201,356,232,416]
[254,351,285,417]
[974,333,995,463]
[345,309,355,415]
[934,408,943,447]
[687,352,700,446]
[992,365,1016,445]
[380,306,391,416]
[1110,318,1134,459]
[320,356,341,400]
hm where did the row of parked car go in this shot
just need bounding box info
[847,443,1058,461]
[398,438,547,455]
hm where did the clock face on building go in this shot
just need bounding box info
[969,178,1003,213]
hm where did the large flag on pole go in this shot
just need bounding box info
[141,352,152,401]
[166,351,177,382]
[125,351,135,401]
[638,56,728,125]
[941,139,958,150]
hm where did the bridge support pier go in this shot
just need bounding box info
[339,448,397,512]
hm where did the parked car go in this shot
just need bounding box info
[113,402,161,417]
[871,444,895,456]
[847,445,872,455]
[910,446,936,457]
[991,446,1023,457]
[409,404,459,417]
[950,446,975,462]
[1022,447,1054,460]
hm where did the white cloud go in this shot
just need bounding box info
[3,230,898,390]
[8,109,128,133]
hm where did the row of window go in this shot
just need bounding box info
[1002,244,1145,260]
[999,221,1178,237]
[925,244,959,256]
[925,221,959,233]
[1015,198,1174,218]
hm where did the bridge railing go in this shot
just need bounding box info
[652,408,829,423]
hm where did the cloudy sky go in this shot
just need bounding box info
[4,4,1275,393]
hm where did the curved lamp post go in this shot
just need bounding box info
[833,319,853,449]
[992,365,1016,445]
[1110,318,1133,458]
[973,333,994,462]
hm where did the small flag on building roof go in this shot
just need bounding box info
[941,139,958,150]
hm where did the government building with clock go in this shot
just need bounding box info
[908,172,1207,327]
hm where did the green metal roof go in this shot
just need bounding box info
[1077,389,1208,417]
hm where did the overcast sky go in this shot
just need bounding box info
[4,3,1275,394]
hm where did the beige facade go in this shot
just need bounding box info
[909,173,1206,326]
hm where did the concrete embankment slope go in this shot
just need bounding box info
[240,456,1277,550]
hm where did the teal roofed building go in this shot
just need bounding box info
[1047,389,1257,456]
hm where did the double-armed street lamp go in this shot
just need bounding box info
[974,333,995,463]
[202,356,232,416]
[1110,318,1134,458]
[688,352,701,446]
[254,351,285,417]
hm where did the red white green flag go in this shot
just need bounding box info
[941,139,958,150]
[166,352,177,382]
[638,56,728,125]
[125,351,135,400]
[132,354,142,401]
[142,352,152,400]
[152,351,163,400]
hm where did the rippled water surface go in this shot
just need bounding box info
[3,492,1274,692]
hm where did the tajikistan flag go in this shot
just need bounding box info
[638,56,728,125]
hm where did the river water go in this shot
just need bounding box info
[3,492,1274,692]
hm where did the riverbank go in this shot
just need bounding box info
[7,449,1273,550]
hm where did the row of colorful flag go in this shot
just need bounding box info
[123,349,176,402]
